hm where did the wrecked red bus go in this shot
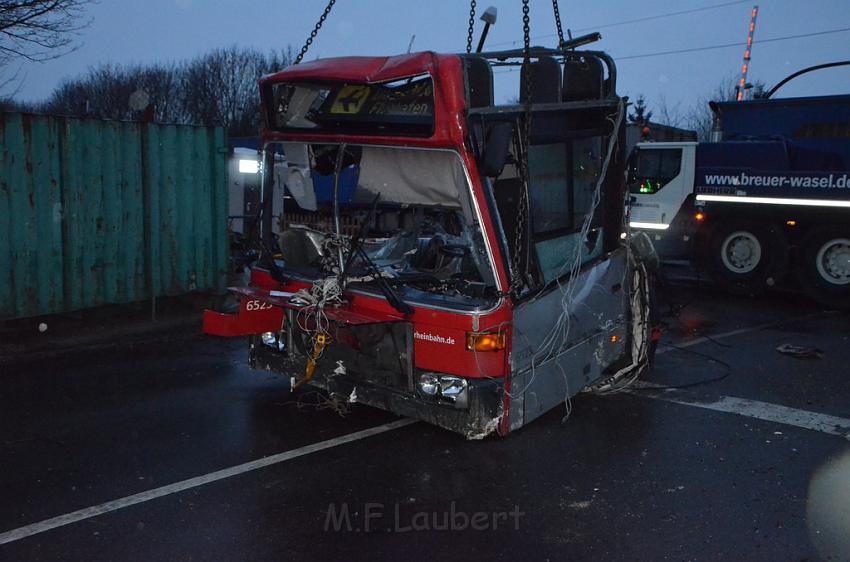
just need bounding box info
[204,47,656,438]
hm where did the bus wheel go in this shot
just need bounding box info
[797,227,850,309]
[707,220,788,296]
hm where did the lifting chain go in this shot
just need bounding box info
[552,0,566,47]
[510,0,533,296]
[466,0,477,54]
[294,0,337,65]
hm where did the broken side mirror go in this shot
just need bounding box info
[480,122,513,177]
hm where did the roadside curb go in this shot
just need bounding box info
[0,294,224,365]
[0,315,205,365]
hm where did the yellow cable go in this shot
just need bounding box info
[293,333,329,390]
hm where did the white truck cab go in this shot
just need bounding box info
[628,141,699,259]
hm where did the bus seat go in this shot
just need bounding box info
[563,54,604,101]
[520,56,561,104]
[463,56,494,108]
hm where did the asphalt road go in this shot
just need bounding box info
[1,281,849,561]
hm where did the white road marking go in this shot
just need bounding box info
[0,418,417,546]
[630,383,850,440]
[656,311,833,355]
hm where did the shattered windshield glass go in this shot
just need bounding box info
[269,143,498,307]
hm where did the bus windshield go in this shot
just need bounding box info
[271,142,498,308]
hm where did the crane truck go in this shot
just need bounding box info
[629,90,850,307]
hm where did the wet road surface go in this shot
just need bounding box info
[1,281,849,561]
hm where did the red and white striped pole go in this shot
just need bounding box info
[737,5,759,101]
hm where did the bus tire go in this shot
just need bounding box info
[706,220,788,296]
[644,269,661,370]
[797,226,850,309]
[631,260,657,379]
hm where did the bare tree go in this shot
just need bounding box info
[31,45,294,134]
[136,64,184,123]
[0,93,34,111]
[0,1,92,64]
[655,93,684,128]
[684,74,737,140]
[684,74,768,140]
[43,62,184,122]
[181,46,293,136]
[265,46,295,76]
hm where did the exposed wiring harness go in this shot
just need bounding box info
[289,276,343,391]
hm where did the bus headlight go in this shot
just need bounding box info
[418,373,468,408]
[260,331,285,352]
[418,373,439,396]
[439,376,467,400]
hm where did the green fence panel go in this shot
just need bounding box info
[0,112,229,319]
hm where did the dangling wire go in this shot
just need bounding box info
[466,0,477,54]
[552,0,566,47]
[294,0,337,65]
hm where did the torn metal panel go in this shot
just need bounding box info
[510,249,630,426]
[512,328,626,425]
[511,250,628,372]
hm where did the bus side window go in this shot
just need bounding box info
[629,148,682,194]
[526,138,605,286]
[491,137,608,291]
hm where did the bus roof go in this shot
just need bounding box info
[260,51,456,86]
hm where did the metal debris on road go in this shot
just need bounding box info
[775,343,825,359]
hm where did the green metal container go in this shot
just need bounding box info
[0,112,229,319]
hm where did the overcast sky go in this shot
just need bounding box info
[6,0,850,116]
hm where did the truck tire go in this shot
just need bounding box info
[706,220,788,296]
[797,226,850,309]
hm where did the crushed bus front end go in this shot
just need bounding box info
[204,49,656,438]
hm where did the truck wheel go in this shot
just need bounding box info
[797,227,850,309]
[707,220,788,296]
